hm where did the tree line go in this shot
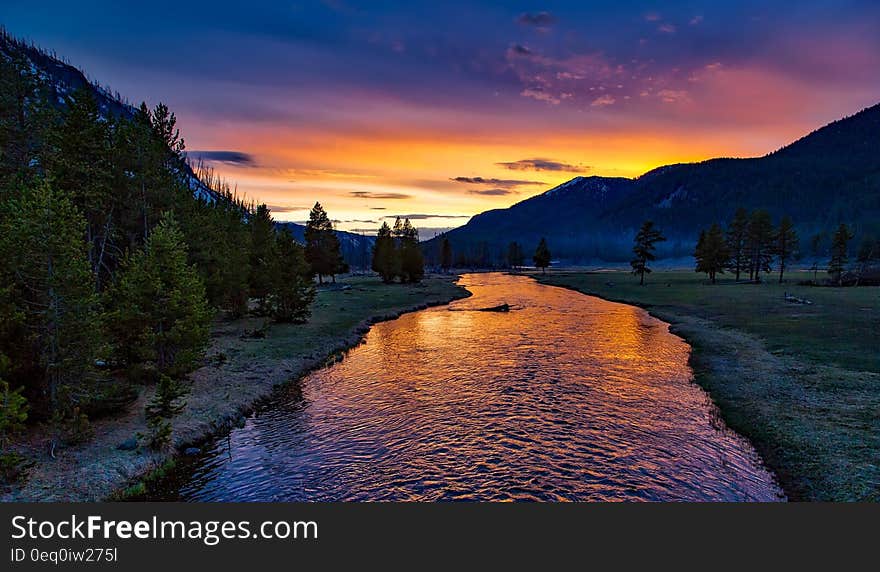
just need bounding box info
[0,50,332,469]
[692,207,871,285]
[432,236,552,274]
[371,218,425,283]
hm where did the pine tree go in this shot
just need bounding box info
[440,237,453,274]
[746,210,774,282]
[694,223,729,284]
[0,357,28,456]
[0,180,101,417]
[46,88,115,287]
[249,203,275,312]
[507,241,525,271]
[107,214,211,378]
[775,216,798,283]
[828,223,853,286]
[0,49,53,191]
[630,221,665,285]
[269,230,315,323]
[533,238,551,274]
[809,233,824,283]
[304,202,345,284]
[399,218,424,283]
[725,207,749,281]
[372,222,397,283]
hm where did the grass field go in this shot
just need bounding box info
[534,269,880,501]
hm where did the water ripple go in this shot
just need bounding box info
[161,273,783,502]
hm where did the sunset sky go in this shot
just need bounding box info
[5,1,880,236]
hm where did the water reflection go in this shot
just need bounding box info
[159,273,783,501]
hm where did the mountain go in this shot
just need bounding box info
[428,103,880,264]
[427,176,637,264]
[0,29,221,204]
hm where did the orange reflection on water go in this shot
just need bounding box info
[172,272,783,502]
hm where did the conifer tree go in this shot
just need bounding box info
[399,218,424,283]
[269,230,315,323]
[46,88,114,286]
[828,223,853,286]
[775,216,798,283]
[533,238,551,274]
[746,210,774,282]
[630,221,665,285]
[0,355,28,457]
[856,236,879,280]
[304,202,345,284]
[725,207,749,281]
[808,233,824,283]
[249,203,276,312]
[507,241,525,271]
[0,180,100,416]
[440,237,453,274]
[694,223,729,283]
[107,214,211,378]
[372,222,397,283]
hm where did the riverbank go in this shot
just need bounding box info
[2,274,469,502]
[533,270,880,501]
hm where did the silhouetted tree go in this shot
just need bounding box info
[304,202,346,284]
[533,238,551,274]
[398,218,424,283]
[828,223,853,285]
[808,232,824,283]
[725,207,749,281]
[507,241,525,271]
[746,210,774,282]
[775,216,798,283]
[371,222,397,283]
[694,223,729,284]
[440,237,453,274]
[855,236,879,286]
[630,221,665,285]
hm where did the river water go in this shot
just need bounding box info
[151,273,783,501]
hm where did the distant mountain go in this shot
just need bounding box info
[277,222,375,270]
[427,176,636,263]
[428,103,880,264]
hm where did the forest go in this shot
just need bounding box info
[0,38,364,475]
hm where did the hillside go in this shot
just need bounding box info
[1,29,371,267]
[430,103,880,264]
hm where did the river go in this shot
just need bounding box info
[149,272,783,501]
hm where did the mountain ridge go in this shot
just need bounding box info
[428,101,880,264]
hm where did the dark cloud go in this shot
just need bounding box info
[451,176,543,189]
[496,158,588,173]
[508,44,533,56]
[517,12,556,27]
[383,214,470,220]
[187,150,256,166]
[370,207,387,210]
[467,188,517,196]
[350,191,412,199]
[264,203,311,212]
